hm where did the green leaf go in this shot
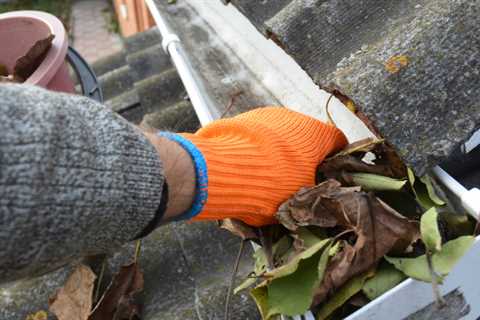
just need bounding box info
[386,236,475,282]
[420,175,446,206]
[317,270,374,320]
[251,286,276,320]
[318,242,333,282]
[362,262,406,300]
[407,168,445,210]
[348,173,407,191]
[421,207,442,253]
[234,276,257,295]
[265,239,331,280]
[268,251,322,316]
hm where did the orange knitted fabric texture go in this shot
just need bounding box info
[181,107,347,226]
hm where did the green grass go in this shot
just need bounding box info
[0,0,72,31]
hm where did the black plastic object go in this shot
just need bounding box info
[66,46,103,103]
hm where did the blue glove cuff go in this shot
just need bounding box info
[157,132,208,221]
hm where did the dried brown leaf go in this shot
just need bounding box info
[275,180,418,306]
[220,218,258,240]
[14,34,55,82]
[49,264,96,320]
[312,190,418,304]
[90,262,144,320]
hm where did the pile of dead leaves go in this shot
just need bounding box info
[226,138,476,320]
[1,34,54,83]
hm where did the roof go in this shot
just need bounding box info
[226,0,480,175]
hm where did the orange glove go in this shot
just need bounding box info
[161,107,347,226]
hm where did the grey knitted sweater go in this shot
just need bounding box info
[0,84,165,283]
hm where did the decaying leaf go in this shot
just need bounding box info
[14,34,55,82]
[317,270,374,320]
[362,261,406,300]
[276,180,355,231]
[49,264,96,320]
[220,218,258,240]
[386,236,475,282]
[385,55,409,74]
[90,262,144,320]
[421,207,442,253]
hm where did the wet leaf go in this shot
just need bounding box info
[90,262,144,320]
[386,236,475,282]
[385,55,409,74]
[362,262,406,300]
[14,34,55,81]
[49,264,96,320]
[220,218,258,240]
[25,310,48,320]
[421,207,442,253]
[342,172,407,191]
[317,270,374,320]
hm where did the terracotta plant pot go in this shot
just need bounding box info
[0,10,75,93]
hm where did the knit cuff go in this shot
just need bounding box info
[157,132,208,220]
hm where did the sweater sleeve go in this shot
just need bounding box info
[0,84,165,282]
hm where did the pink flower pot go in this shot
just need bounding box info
[0,10,75,93]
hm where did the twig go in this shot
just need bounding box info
[225,240,246,320]
[325,94,335,126]
[426,250,446,307]
[221,90,244,119]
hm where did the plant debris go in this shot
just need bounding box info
[49,264,96,320]
[226,138,475,319]
[1,34,55,83]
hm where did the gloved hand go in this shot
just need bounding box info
[160,107,347,226]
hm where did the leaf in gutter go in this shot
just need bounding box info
[14,34,55,81]
[385,236,475,282]
[316,270,374,320]
[234,276,257,295]
[250,286,273,320]
[89,262,144,320]
[341,172,407,191]
[25,310,48,320]
[264,239,331,280]
[362,261,406,300]
[291,227,327,251]
[421,207,442,253]
[407,168,444,210]
[420,175,446,206]
[268,249,324,316]
[48,264,96,320]
[220,218,258,240]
